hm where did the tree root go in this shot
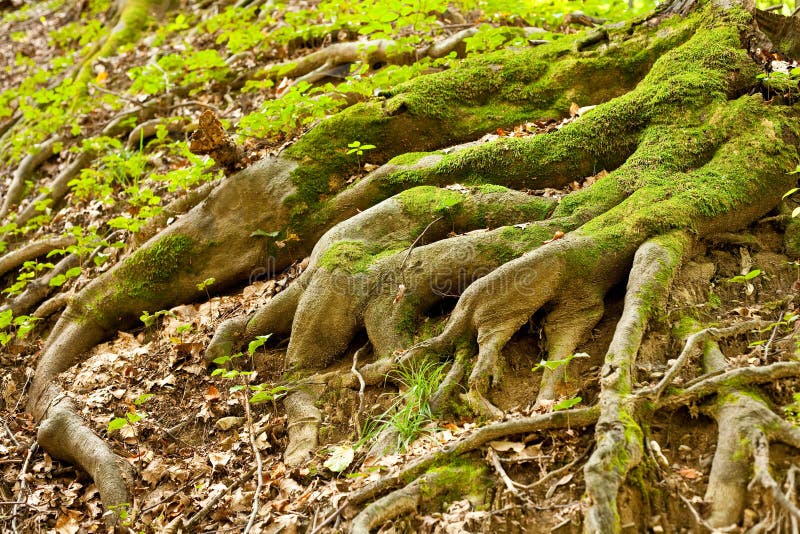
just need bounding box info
[0,134,61,219]
[344,406,599,512]
[583,232,688,533]
[0,235,76,278]
[1,253,79,317]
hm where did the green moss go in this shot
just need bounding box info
[421,459,490,509]
[389,152,439,166]
[318,240,404,274]
[476,184,510,194]
[116,234,195,300]
[396,186,464,219]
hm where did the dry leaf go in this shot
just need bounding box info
[489,440,525,453]
[677,468,702,479]
[204,385,221,401]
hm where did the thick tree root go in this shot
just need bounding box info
[0,235,76,277]
[583,232,688,533]
[21,2,800,527]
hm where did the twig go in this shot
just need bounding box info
[139,475,203,513]
[308,501,349,534]
[242,384,263,534]
[182,465,257,530]
[87,83,138,104]
[487,448,521,495]
[1,418,19,449]
[399,216,443,285]
[749,432,800,521]
[678,493,716,532]
[523,446,591,489]
[762,312,783,360]
[643,320,767,403]
[11,442,37,534]
[351,343,369,437]
[347,406,599,507]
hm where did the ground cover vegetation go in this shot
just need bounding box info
[3,0,800,531]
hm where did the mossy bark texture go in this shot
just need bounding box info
[27,1,800,530]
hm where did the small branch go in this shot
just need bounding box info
[657,361,800,410]
[487,448,521,496]
[761,312,783,360]
[308,501,349,534]
[643,319,768,403]
[399,216,443,285]
[242,384,263,534]
[749,431,800,522]
[351,343,369,438]
[180,465,258,531]
[1,418,20,449]
[346,406,599,508]
[678,493,716,532]
[11,442,37,534]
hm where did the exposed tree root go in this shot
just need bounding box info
[0,134,61,219]
[1,254,79,317]
[0,235,76,278]
[17,1,800,528]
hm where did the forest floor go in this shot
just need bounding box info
[2,1,800,532]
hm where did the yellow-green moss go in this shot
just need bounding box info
[318,240,405,273]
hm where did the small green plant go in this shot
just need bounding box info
[359,360,444,451]
[139,309,175,328]
[553,396,582,411]
[726,269,762,302]
[211,336,292,406]
[107,393,154,434]
[346,140,376,170]
[0,310,39,346]
[533,352,589,382]
[197,277,215,296]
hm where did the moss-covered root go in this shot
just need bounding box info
[350,461,488,534]
[701,339,800,527]
[536,290,604,407]
[583,232,688,533]
[74,0,168,88]
[206,185,555,364]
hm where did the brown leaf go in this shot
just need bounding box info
[569,102,581,116]
[204,385,220,401]
[677,468,702,479]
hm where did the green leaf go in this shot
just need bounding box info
[783,187,800,199]
[553,396,582,411]
[212,355,231,365]
[744,269,761,280]
[197,277,216,291]
[134,393,154,405]
[247,334,272,355]
[127,411,143,424]
[107,418,128,432]
[0,309,13,329]
[49,274,66,287]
